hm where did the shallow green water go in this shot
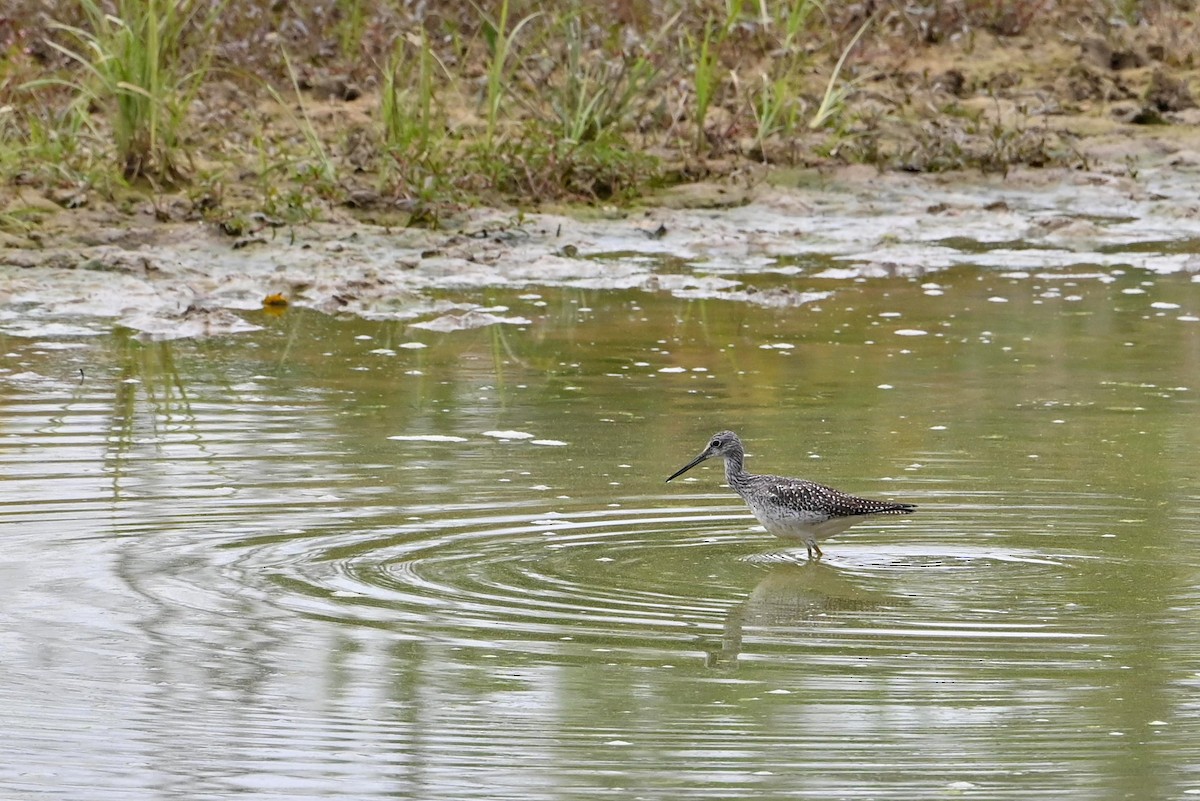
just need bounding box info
[3,266,1199,799]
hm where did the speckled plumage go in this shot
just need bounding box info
[666,430,916,559]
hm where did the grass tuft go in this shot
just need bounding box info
[378,30,451,203]
[29,0,220,183]
[477,0,542,153]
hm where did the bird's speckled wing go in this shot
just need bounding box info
[756,475,916,520]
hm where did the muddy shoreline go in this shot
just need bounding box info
[4,155,1200,340]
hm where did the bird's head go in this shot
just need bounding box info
[665,430,742,482]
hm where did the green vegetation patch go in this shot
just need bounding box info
[1,0,1196,227]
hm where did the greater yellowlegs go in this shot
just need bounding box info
[666,430,916,559]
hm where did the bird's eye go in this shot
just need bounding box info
[710,440,720,448]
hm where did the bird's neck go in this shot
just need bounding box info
[723,448,748,486]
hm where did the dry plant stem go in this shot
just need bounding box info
[809,11,874,130]
[271,46,336,185]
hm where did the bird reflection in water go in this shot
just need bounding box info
[704,559,893,669]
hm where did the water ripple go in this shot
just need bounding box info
[107,493,1108,672]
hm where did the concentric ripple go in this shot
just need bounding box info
[126,489,1118,669]
[217,503,758,644]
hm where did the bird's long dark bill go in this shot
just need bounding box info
[665,453,708,483]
